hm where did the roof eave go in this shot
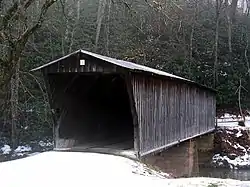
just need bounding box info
[30,50,82,72]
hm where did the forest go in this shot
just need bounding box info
[0,0,250,146]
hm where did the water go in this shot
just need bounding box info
[143,136,250,181]
[196,148,250,181]
[198,167,250,181]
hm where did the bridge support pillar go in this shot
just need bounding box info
[141,133,214,177]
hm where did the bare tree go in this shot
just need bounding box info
[225,0,233,53]
[0,0,57,148]
[189,0,198,77]
[245,0,250,77]
[95,0,107,52]
[235,79,248,123]
[214,0,223,88]
[225,0,238,53]
[105,0,112,55]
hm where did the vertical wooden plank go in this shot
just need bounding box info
[164,81,168,145]
[169,83,173,144]
[185,86,188,138]
[191,86,194,136]
[145,77,148,151]
[177,84,181,139]
[131,73,216,156]
[124,74,140,157]
[139,77,143,153]
[153,79,157,148]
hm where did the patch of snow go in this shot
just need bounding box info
[213,127,250,170]
[236,131,243,137]
[0,151,167,187]
[217,114,250,128]
[163,177,250,187]
[233,143,246,151]
[225,139,232,145]
[246,116,250,127]
[225,130,234,134]
[14,152,25,157]
[14,145,32,153]
[0,145,11,155]
[0,151,250,187]
[213,152,250,169]
[38,140,53,147]
[119,150,137,159]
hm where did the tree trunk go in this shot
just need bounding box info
[214,0,221,88]
[245,5,250,77]
[10,58,20,149]
[214,18,219,87]
[231,0,238,21]
[95,0,107,52]
[238,79,245,123]
[227,15,232,53]
[69,0,81,53]
[62,1,74,55]
[225,0,232,53]
[189,0,198,78]
[244,31,250,77]
[105,0,111,55]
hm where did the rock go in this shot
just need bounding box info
[227,153,237,160]
[214,128,250,156]
[238,121,245,127]
[212,127,250,169]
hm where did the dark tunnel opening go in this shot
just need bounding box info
[56,74,134,150]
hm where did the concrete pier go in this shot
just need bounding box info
[141,133,214,177]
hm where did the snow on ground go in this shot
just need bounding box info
[212,123,250,169]
[217,113,250,127]
[213,113,250,169]
[38,140,53,147]
[213,153,250,169]
[0,144,33,157]
[13,145,32,157]
[236,131,243,137]
[15,145,32,153]
[0,145,11,155]
[0,139,53,158]
[164,177,250,187]
[0,151,250,187]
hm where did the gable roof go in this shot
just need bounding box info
[31,49,216,92]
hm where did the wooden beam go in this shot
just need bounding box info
[140,128,215,157]
[42,70,57,146]
[123,73,140,158]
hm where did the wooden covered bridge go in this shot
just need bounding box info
[32,49,216,158]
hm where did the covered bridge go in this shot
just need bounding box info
[32,49,216,158]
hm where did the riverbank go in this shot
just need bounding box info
[1,151,250,187]
[212,113,250,170]
[1,113,250,183]
[0,139,53,162]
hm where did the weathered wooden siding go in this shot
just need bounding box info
[131,74,216,156]
[43,53,124,74]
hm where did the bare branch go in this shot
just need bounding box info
[2,1,19,29]
[144,0,174,22]
[2,0,35,29]
[20,71,47,103]
[17,0,57,49]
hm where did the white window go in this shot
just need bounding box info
[80,59,85,66]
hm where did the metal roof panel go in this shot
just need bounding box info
[31,49,216,92]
